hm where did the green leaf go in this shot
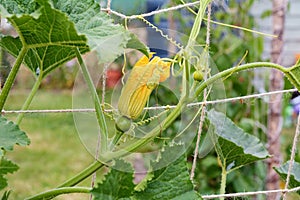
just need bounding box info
[91,159,135,200]
[126,33,149,57]
[0,0,149,76]
[0,157,19,190]
[0,116,30,156]
[53,0,149,62]
[207,109,269,172]
[260,10,272,19]
[134,171,154,192]
[134,144,201,200]
[274,161,300,194]
[0,0,89,77]
[1,190,11,200]
[285,64,300,92]
[0,0,37,14]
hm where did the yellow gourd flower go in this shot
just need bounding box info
[118,53,171,119]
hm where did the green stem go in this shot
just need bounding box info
[186,0,211,49]
[53,53,194,188]
[56,48,109,189]
[58,100,187,189]
[25,187,91,200]
[109,100,187,159]
[75,48,108,152]
[181,57,190,100]
[16,73,43,124]
[195,62,287,98]
[50,62,287,196]
[220,166,227,200]
[52,51,286,198]
[58,161,104,187]
[0,47,27,111]
[110,129,124,149]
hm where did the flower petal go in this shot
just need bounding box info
[117,54,171,119]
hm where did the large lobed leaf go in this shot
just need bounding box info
[0,157,19,190]
[0,0,148,77]
[0,0,37,14]
[0,0,89,77]
[53,0,133,63]
[207,109,269,172]
[91,145,201,200]
[133,144,201,200]
[91,159,135,200]
[274,161,300,194]
[53,0,149,62]
[0,116,30,157]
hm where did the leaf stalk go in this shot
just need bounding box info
[58,161,105,187]
[25,187,91,200]
[195,62,287,98]
[0,47,27,111]
[75,48,108,152]
[16,73,43,124]
[220,165,227,200]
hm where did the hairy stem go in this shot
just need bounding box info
[57,86,188,191]
[195,62,287,97]
[75,48,108,152]
[219,166,227,200]
[110,129,124,149]
[109,100,187,159]
[16,73,43,124]
[186,0,211,49]
[58,161,104,187]
[0,47,27,111]
[57,62,288,191]
[57,55,190,188]
[25,187,91,200]
[57,94,187,189]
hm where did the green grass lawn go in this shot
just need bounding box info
[4,89,95,200]
[2,89,300,200]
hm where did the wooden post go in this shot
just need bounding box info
[266,0,288,199]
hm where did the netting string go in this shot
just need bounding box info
[90,0,113,195]
[106,0,111,14]
[101,1,201,19]
[191,2,212,182]
[201,186,300,199]
[187,88,297,107]
[2,88,297,114]
[283,113,300,199]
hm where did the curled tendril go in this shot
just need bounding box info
[121,52,127,85]
[171,53,184,77]
[102,103,116,121]
[135,107,170,127]
[138,16,184,50]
